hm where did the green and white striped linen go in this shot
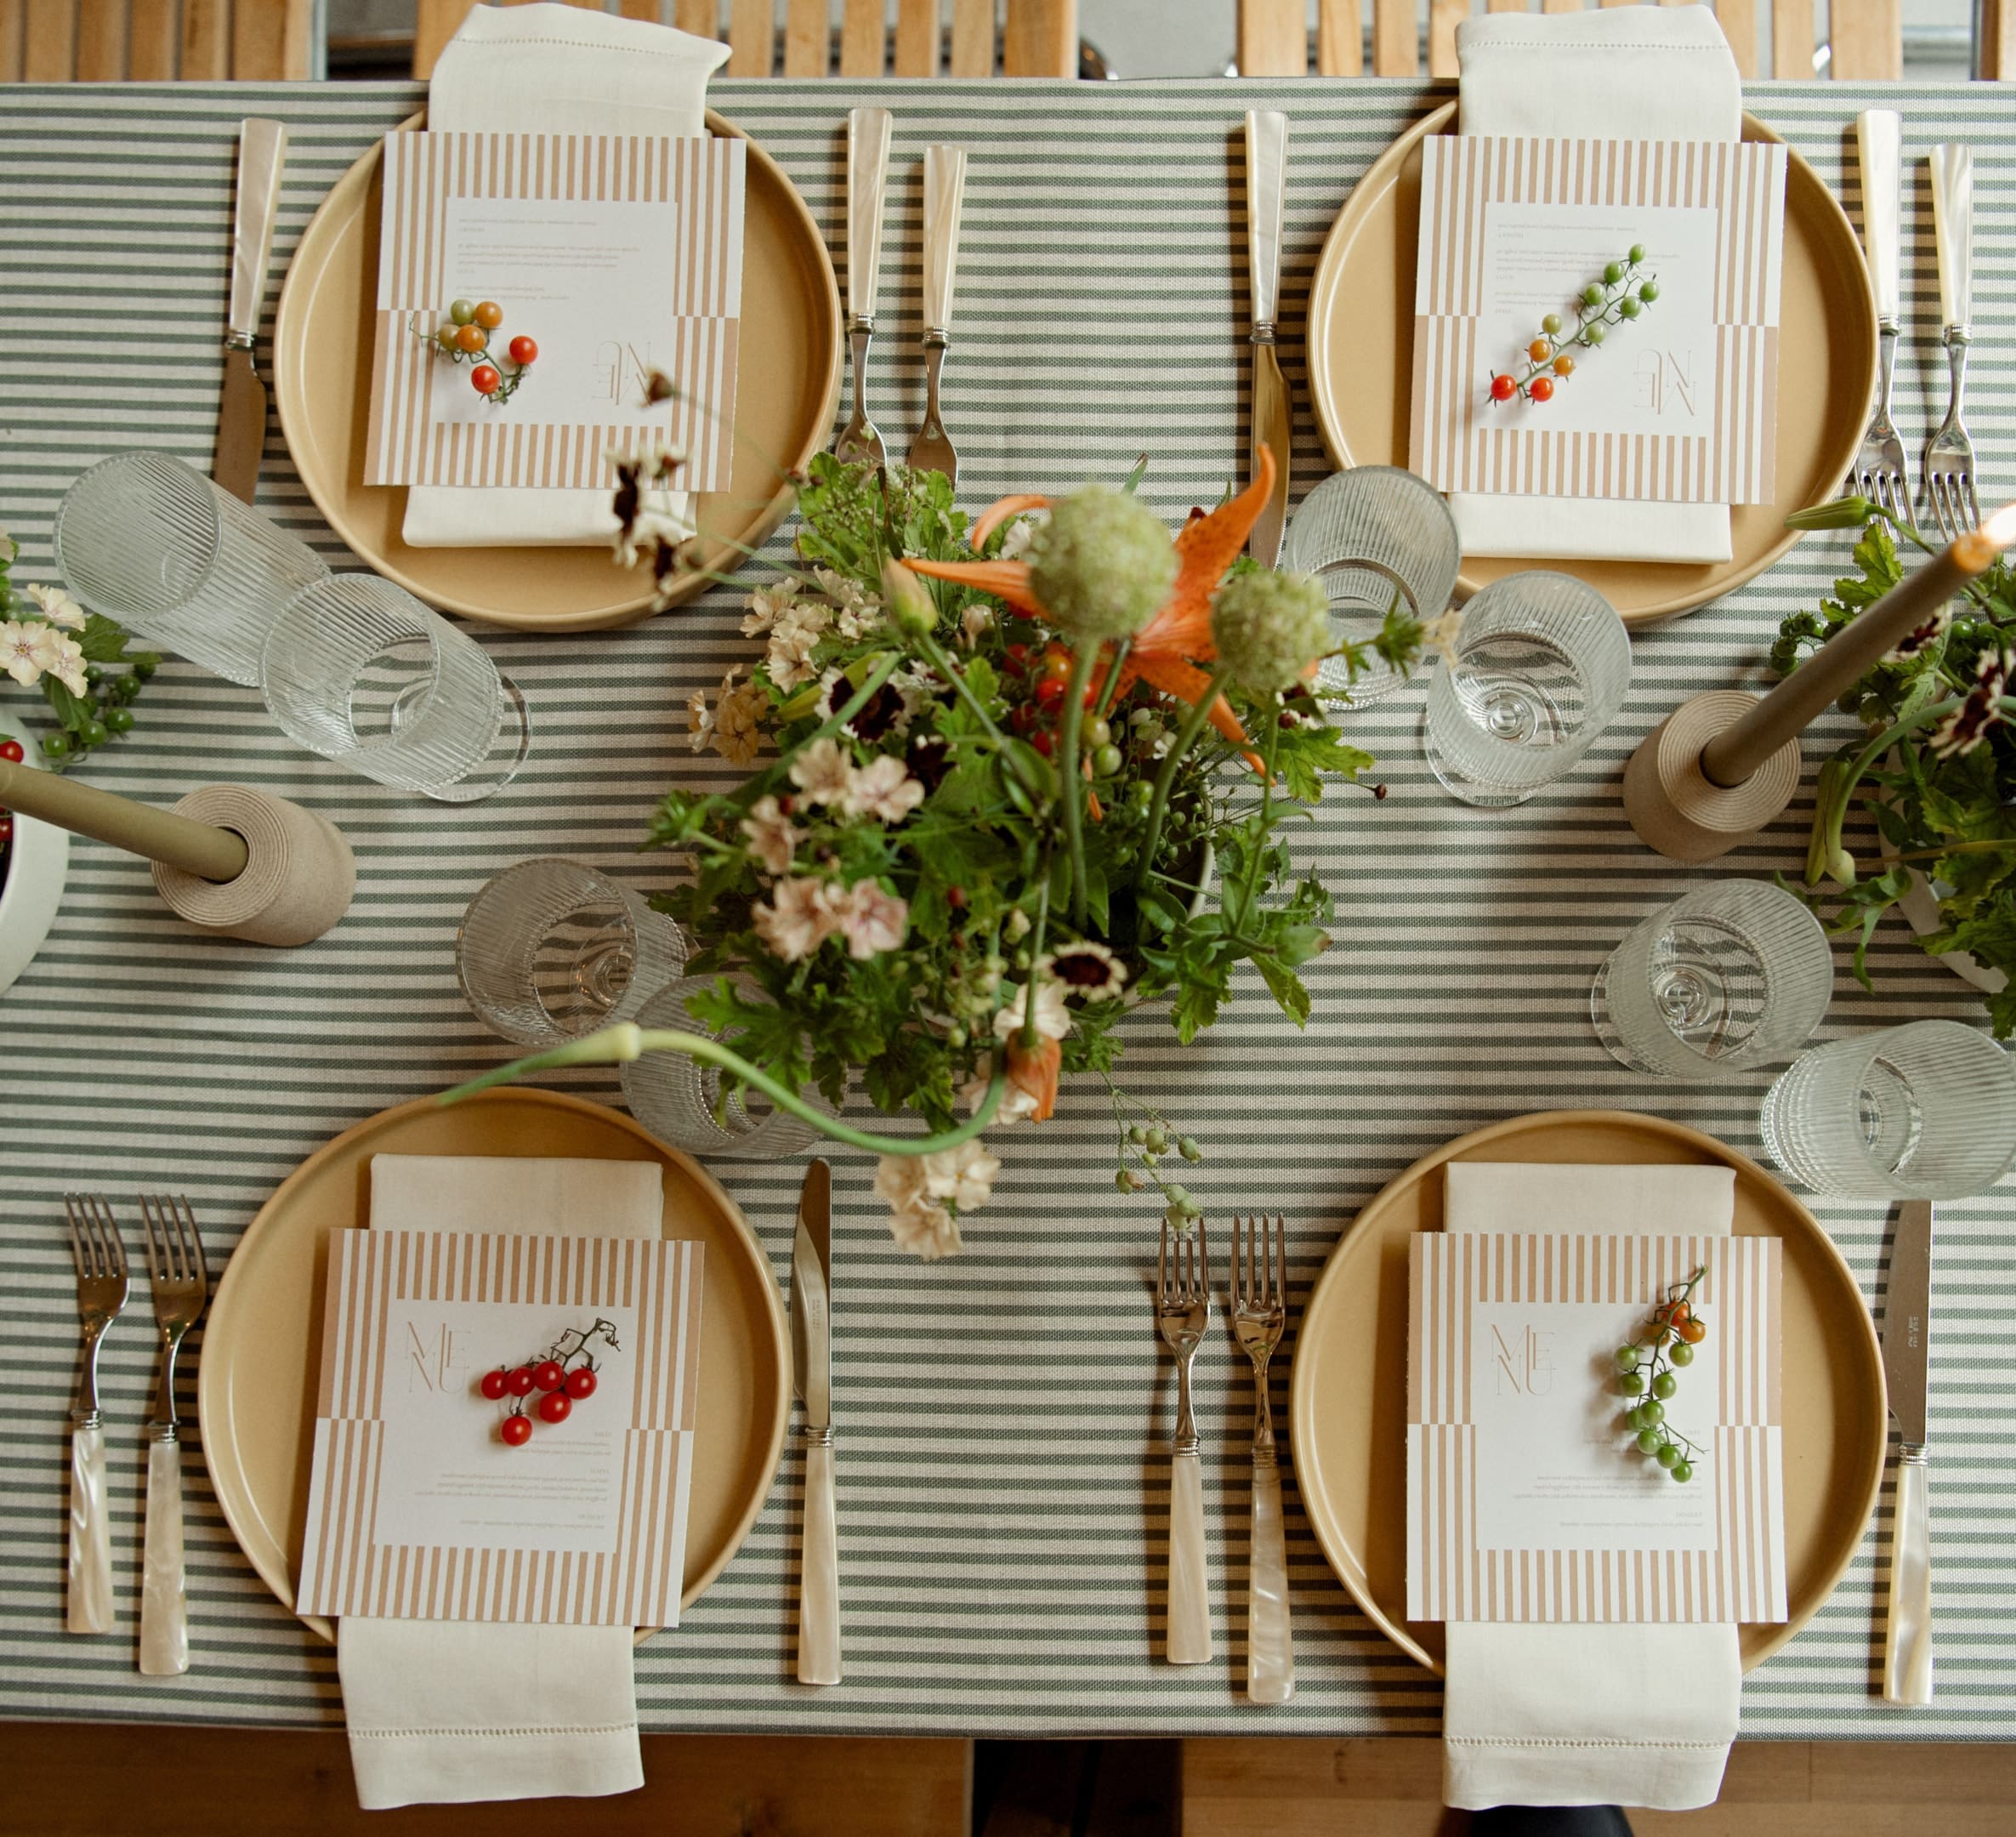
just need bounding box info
[2,78,2012,1739]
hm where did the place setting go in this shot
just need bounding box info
[5,0,2016,1822]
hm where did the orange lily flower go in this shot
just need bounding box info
[1006,1033,1062,1123]
[907,449,1279,756]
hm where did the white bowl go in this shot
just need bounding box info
[0,708,70,998]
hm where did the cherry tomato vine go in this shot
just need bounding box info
[1489,246,1661,407]
[478,1317,619,1446]
[1610,1265,1710,1482]
[414,297,539,404]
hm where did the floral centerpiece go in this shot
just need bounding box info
[451,445,1423,1257]
[1779,497,2016,1032]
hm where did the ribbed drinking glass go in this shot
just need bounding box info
[53,451,328,686]
[622,975,826,1160]
[1591,881,1835,1078]
[260,575,528,801]
[1281,468,1462,702]
[1759,1021,2016,1199]
[457,859,687,1048]
[1423,571,1631,806]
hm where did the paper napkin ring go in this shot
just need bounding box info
[151,784,355,947]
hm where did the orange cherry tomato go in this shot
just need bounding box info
[454,323,488,353]
[508,334,538,366]
[473,299,504,330]
[1553,354,1576,378]
[1679,1317,1707,1345]
[1528,375,1555,403]
[1527,338,1552,364]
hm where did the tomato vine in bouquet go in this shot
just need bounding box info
[478,1317,618,1446]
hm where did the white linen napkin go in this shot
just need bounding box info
[335,1153,665,1810]
[1451,3,1739,565]
[402,2,729,548]
[1440,1160,1741,1812]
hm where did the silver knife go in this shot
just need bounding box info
[790,1157,840,1685]
[1244,109,1292,567]
[213,118,289,506]
[1881,1197,1934,1705]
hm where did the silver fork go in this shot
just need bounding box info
[1853,110,1910,518]
[63,1194,128,1635]
[1229,1214,1293,1704]
[834,106,892,468]
[1156,1216,1212,1665]
[1923,144,1979,540]
[139,1194,208,1676]
[906,143,968,486]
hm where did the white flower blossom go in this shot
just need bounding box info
[764,600,832,691]
[1,618,62,688]
[788,736,855,807]
[685,685,714,754]
[844,753,925,824]
[739,794,796,874]
[832,879,908,959]
[751,875,839,963]
[26,583,87,631]
[741,582,797,638]
[713,668,767,767]
[961,1068,1040,1124]
[920,1139,1001,1210]
[873,1156,963,1261]
[46,630,88,697]
[991,977,1070,1044]
[997,511,1045,560]
[1039,940,1127,1002]
[1419,608,1465,666]
[961,602,993,648]
[812,566,882,640]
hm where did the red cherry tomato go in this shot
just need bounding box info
[537,1391,572,1425]
[531,1359,565,1392]
[564,1368,597,1401]
[1528,376,1555,403]
[1005,643,1031,673]
[1031,729,1055,758]
[506,1366,537,1397]
[454,323,488,354]
[508,335,538,366]
[473,299,504,330]
[1033,674,1066,710]
[501,1413,533,1447]
[1008,703,1036,733]
[470,363,502,395]
[479,1368,509,1401]
[0,738,23,763]
[1042,649,1073,681]
[1490,373,1517,402]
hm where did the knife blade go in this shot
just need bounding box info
[1244,110,1292,568]
[1881,1198,1934,1705]
[790,1157,840,1684]
[212,118,289,506]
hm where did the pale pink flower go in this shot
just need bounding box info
[873,1156,964,1261]
[739,794,797,874]
[789,736,855,807]
[741,582,797,637]
[921,1139,1000,1210]
[25,583,86,630]
[0,618,62,688]
[844,754,925,823]
[685,686,713,754]
[764,601,832,691]
[713,668,767,767]
[751,875,839,963]
[46,630,88,697]
[833,879,908,959]
[991,977,1070,1044]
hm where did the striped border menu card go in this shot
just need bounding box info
[1409,136,1786,505]
[298,1228,703,1627]
[1406,1231,1786,1624]
[363,130,745,492]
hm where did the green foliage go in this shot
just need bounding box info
[0,537,158,770]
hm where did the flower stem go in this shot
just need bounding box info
[1058,648,1099,928]
[1229,694,1283,935]
[911,626,1045,801]
[440,1021,1007,1155]
[1133,663,1232,894]
[1020,867,1053,1050]
[1093,637,1133,723]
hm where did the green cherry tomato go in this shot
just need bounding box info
[1614,1345,1640,1373]
[105,707,134,734]
[1086,718,1112,749]
[1582,322,1607,346]
[1651,1372,1678,1400]
[1619,295,1643,320]
[1671,1460,1694,1483]
[1624,1403,1647,1430]
[42,731,71,759]
[132,656,158,680]
[1638,281,1660,304]
[435,324,461,350]
[448,298,477,326]
[1655,1442,1681,1469]
[111,674,141,702]
[78,719,108,748]
[1639,1399,1665,1427]
[1628,242,1647,264]
[1129,782,1154,813]
[1635,1427,1663,1455]
[1541,312,1564,336]
[1582,282,1606,307]
[1668,1341,1695,1368]
[1619,1371,1645,1396]
[1603,260,1625,285]
[84,663,105,685]
[1093,744,1124,777]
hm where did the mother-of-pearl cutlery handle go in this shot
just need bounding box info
[1246,1452,1294,1703]
[66,1419,113,1635]
[1883,1447,1934,1704]
[1244,109,1288,333]
[140,1435,189,1676]
[1857,109,1903,328]
[846,107,894,327]
[798,1437,842,1685]
[1167,1450,1212,1664]
[1930,144,1973,335]
[921,144,967,336]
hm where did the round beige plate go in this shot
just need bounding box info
[199,1088,790,1644]
[1307,105,1877,625]
[275,111,840,631]
[1289,1110,1886,1673]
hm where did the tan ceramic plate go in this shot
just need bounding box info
[1289,1110,1886,1673]
[1306,105,1877,625]
[199,1089,790,1644]
[275,110,840,631]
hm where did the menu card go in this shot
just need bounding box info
[1410,136,1786,505]
[298,1227,703,1627]
[1406,1231,1786,1624]
[364,129,745,492]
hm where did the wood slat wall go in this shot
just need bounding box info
[4,0,310,78]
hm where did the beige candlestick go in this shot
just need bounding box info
[0,758,249,881]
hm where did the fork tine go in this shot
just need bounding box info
[1926,473,1950,541]
[1963,475,1982,532]
[95,1197,125,1275]
[173,1196,207,1287]
[79,1195,108,1277]
[139,1193,163,1282]
[1158,1217,1169,1303]
[1196,1214,1210,1302]
[1243,1212,1256,1305]
[63,1195,92,1278]
[1274,1214,1287,1310]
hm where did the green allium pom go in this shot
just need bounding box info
[1026,486,1176,642]
[1209,569,1330,692]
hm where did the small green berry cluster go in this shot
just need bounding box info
[1610,1265,1709,1483]
[1110,1089,1204,1227]
[39,653,157,765]
[1490,245,1660,407]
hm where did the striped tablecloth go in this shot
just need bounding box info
[2,77,2013,1741]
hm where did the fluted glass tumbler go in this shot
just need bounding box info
[53,451,329,685]
[1281,468,1462,702]
[1591,881,1834,1078]
[1759,1021,2016,1200]
[260,575,529,801]
[1423,571,1631,806]
[457,859,686,1048]
[622,975,825,1160]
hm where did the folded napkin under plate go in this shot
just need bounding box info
[403,2,729,549]
[1451,3,1739,566]
[336,1154,662,1810]
[1440,1162,1741,1813]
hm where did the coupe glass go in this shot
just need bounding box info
[52,451,328,686]
[1281,468,1462,702]
[457,859,687,1048]
[1591,881,1834,1078]
[1759,1021,2016,1199]
[1422,571,1631,806]
[622,975,826,1160]
[260,575,529,801]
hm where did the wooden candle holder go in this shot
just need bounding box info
[1622,691,1803,863]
